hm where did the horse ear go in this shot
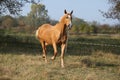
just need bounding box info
[64,9,67,14]
[70,10,73,15]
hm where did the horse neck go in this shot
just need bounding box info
[55,22,67,35]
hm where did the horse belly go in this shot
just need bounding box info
[41,33,53,44]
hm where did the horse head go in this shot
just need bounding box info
[59,10,73,30]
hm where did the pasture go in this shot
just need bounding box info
[0,34,120,80]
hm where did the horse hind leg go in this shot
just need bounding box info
[40,40,47,63]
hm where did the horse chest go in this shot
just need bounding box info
[58,35,67,43]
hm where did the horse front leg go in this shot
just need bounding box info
[51,43,57,60]
[61,43,66,68]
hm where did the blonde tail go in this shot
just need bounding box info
[35,30,39,39]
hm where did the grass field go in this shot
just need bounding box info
[0,34,120,80]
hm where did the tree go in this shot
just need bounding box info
[26,4,49,28]
[99,24,110,33]
[0,15,2,26]
[0,0,41,15]
[113,24,120,33]
[1,15,18,28]
[71,17,87,33]
[101,0,120,21]
[17,16,26,27]
[90,21,99,34]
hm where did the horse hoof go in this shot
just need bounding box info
[51,56,55,60]
[42,55,45,58]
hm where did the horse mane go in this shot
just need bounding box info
[59,14,66,23]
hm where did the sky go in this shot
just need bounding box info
[22,0,119,25]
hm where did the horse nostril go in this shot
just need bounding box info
[68,24,72,30]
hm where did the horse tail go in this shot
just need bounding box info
[35,29,39,39]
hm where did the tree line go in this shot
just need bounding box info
[71,17,120,34]
[0,4,57,34]
[0,4,120,34]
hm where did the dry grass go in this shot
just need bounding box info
[0,34,120,80]
[0,51,120,80]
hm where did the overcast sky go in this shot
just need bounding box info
[22,0,119,25]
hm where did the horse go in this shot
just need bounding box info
[36,10,73,68]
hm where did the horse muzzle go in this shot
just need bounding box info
[68,23,72,30]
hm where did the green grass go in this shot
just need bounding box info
[0,34,120,80]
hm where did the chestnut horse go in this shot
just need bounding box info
[36,10,73,68]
